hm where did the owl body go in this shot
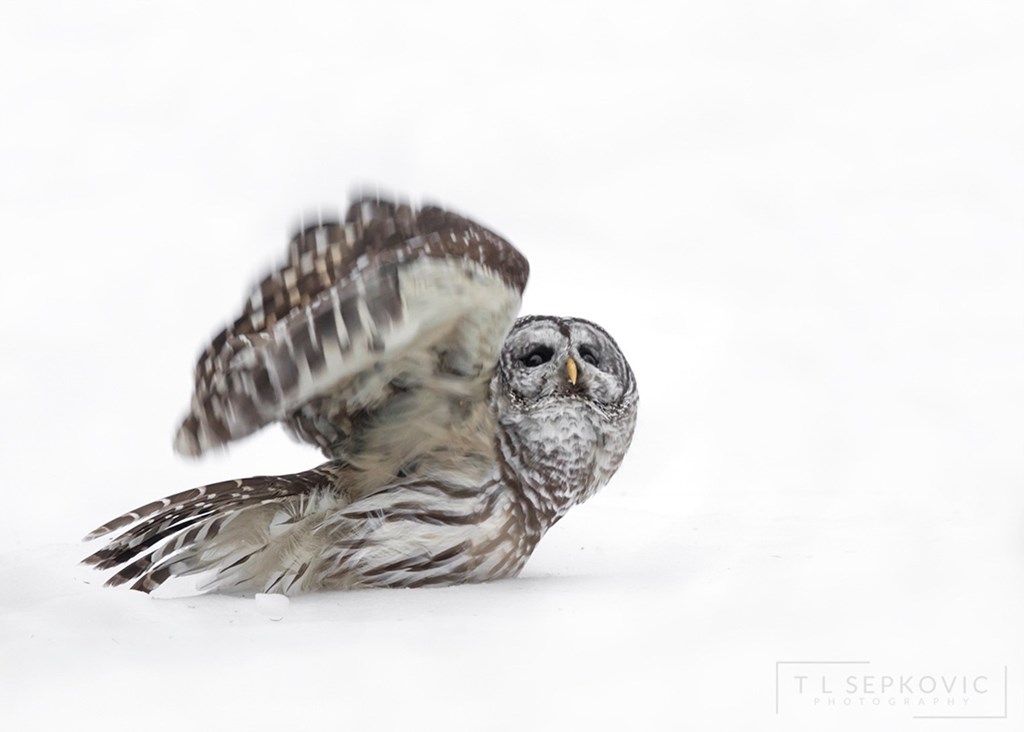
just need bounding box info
[84,197,637,595]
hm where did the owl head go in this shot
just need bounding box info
[493,315,638,516]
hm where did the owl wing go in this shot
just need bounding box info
[174,196,529,458]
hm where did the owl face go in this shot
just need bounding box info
[493,315,638,512]
[498,315,635,414]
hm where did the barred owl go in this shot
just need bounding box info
[83,195,638,595]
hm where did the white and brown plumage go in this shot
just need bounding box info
[83,195,638,595]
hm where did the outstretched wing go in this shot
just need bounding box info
[82,464,523,595]
[80,466,344,593]
[174,196,529,461]
[81,463,346,593]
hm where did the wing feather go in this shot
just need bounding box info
[175,196,529,458]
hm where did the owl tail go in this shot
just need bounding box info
[82,463,347,595]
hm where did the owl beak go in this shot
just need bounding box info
[566,357,578,385]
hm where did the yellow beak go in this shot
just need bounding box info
[566,357,578,385]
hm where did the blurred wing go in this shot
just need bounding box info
[174,197,529,457]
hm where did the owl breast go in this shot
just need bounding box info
[495,397,626,518]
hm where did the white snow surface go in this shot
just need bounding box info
[254,593,291,622]
[1,2,1022,731]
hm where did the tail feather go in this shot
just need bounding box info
[83,483,282,570]
[84,477,290,542]
[82,464,345,594]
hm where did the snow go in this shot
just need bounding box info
[254,593,291,622]
[1,2,1022,731]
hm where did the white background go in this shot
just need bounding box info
[1,2,1021,730]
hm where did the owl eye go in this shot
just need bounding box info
[520,345,553,368]
[578,344,600,367]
